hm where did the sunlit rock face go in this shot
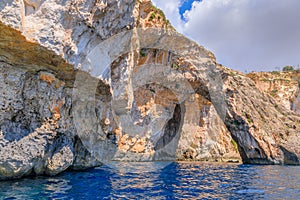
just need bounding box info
[0,0,300,180]
[247,72,300,114]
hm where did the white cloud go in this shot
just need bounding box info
[153,0,300,72]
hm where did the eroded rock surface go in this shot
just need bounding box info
[0,0,299,180]
[248,72,300,115]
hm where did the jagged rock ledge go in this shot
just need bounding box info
[0,0,299,180]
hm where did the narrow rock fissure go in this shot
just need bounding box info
[154,103,183,155]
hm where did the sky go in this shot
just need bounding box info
[152,0,300,72]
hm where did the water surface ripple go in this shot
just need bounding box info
[0,162,299,199]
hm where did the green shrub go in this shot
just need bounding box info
[149,12,156,21]
[283,65,294,72]
[271,71,280,75]
[231,139,238,151]
[139,49,147,57]
[171,63,180,70]
[247,117,254,124]
[271,89,278,97]
[229,71,236,76]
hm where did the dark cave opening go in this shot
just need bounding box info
[154,103,182,152]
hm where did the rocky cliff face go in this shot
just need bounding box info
[248,72,300,115]
[0,0,299,180]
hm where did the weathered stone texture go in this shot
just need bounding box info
[0,0,299,180]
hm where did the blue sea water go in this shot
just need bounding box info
[0,162,299,199]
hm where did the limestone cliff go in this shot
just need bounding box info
[248,71,300,115]
[0,0,299,180]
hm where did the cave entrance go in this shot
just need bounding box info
[154,103,184,160]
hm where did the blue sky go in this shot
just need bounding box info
[179,0,200,20]
[152,0,300,72]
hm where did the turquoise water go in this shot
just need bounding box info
[0,162,299,199]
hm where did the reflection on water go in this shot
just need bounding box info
[0,162,299,199]
[44,179,72,199]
